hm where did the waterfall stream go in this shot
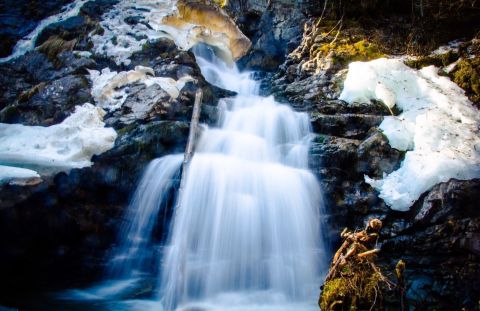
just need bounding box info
[157,45,327,310]
[62,46,327,311]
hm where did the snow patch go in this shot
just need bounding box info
[0,0,89,63]
[90,0,248,65]
[89,0,177,65]
[0,103,117,185]
[88,66,194,111]
[340,58,480,211]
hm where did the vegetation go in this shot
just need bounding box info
[452,57,480,105]
[318,39,384,65]
[37,35,76,65]
[405,51,458,70]
[319,219,403,311]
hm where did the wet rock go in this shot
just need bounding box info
[0,75,92,125]
[310,113,384,139]
[356,129,403,178]
[80,0,119,20]
[234,1,305,71]
[0,0,72,57]
[36,15,89,47]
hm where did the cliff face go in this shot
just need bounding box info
[224,1,480,309]
[0,0,234,304]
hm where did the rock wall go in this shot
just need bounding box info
[255,6,480,310]
[0,0,232,304]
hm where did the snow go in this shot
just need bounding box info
[340,58,480,211]
[0,0,89,63]
[88,66,194,110]
[0,103,117,185]
[0,166,40,185]
[89,0,244,65]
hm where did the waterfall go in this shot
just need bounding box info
[107,155,183,279]
[157,45,328,310]
[62,45,327,310]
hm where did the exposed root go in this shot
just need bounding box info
[319,219,405,311]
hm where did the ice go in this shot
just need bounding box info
[0,0,89,63]
[89,0,248,65]
[340,58,480,211]
[0,166,40,185]
[0,103,117,184]
[88,66,194,111]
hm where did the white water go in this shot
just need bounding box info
[157,46,327,310]
[58,40,326,311]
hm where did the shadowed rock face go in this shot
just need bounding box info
[163,0,251,62]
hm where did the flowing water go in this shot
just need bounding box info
[157,45,328,310]
[58,45,328,310]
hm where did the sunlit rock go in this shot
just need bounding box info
[162,0,252,62]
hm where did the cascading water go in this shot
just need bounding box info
[107,155,183,279]
[156,45,328,310]
[61,44,327,311]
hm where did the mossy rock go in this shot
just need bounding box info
[451,57,480,106]
[37,35,77,65]
[405,51,459,69]
[316,39,384,65]
[320,261,385,311]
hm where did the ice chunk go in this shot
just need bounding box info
[0,103,117,184]
[340,58,480,211]
[89,0,250,65]
[88,66,194,111]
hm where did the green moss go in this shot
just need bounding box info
[451,58,480,105]
[317,39,384,65]
[37,36,76,64]
[212,0,227,7]
[18,82,46,102]
[319,261,385,311]
[405,51,458,69]
[117,123,138,136]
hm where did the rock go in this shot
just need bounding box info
[162,0,252,62]
[0,0,72,57]
[412,179,480,226]
[356,129,403,178]
[310,113,384,139]
[36,15,89,47]
[80,0,119,20]
[232,1,305,71]
[0,75,92,125]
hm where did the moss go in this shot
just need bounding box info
[117,123,138,136]
[316,39,384,65]
[18,82,46,102]
[211,0,226,7]
[320,261,384,311]
[405,51,458,69]
[451,57,480,106]
[37,35,76,65]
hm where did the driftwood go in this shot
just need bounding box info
[320,218,404,311]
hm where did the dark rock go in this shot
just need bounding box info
[228,0,306,71]
[356,129,403,177]
[36,15,89,47]
[310,113,384,139]
[0,0,72,57]
[80,0,119,20]
[0,75,92,125]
